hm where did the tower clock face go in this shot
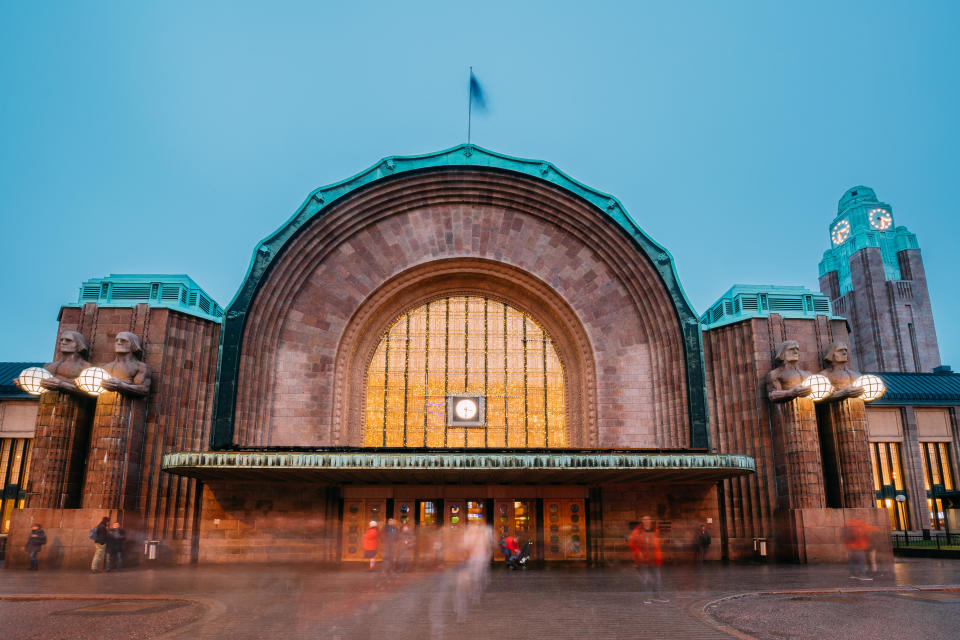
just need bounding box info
[831,219,851,245]
[869,208,892,230]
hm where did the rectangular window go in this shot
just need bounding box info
[0,438,32,534]
[870,441,909,530]
[920,442,956,530]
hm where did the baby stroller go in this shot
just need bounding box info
[507,541,532,570]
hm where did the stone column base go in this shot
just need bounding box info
[774,507,892,565]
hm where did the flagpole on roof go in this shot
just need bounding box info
[467,66,473,144]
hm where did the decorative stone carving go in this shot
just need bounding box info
[819,342,863,401]
[82,332,151,510]
[26,331,94,509]
[766,340,825,510]
[100,332,152,397]
[766,341,812,403]
[817,341,874,508]
[39,331,91,395]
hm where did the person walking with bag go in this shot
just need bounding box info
[90,516,110,573]
[25,523,46,570]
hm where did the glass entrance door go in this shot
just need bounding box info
[543,499,586,561]
[443,499,486,561]
[493,499,536,562]
[341,498,386,561]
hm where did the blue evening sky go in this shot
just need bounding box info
[1,1,957,367]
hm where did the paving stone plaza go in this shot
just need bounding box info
[2,558,960,639]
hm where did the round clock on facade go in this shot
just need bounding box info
[831,219,851,245]
[447,394,485,425]
[869,208,892,230]
[455,398,478,420]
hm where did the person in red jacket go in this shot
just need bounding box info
[500,534,521,567]
[628,516,666,602]
[363,521,379,571]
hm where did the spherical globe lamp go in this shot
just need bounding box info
[853,374,886,402]
[16,366,52,396]
[76,367,111,396]
[802,374,833,402]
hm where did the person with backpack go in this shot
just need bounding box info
[90,516,110,573]
[25,523,47,570]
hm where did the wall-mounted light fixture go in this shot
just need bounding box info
[16,366,52,396]
[802,374,833,401]
[76,367,111,396]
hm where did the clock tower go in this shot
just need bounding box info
[818,186,941,372]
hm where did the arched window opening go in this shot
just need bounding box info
[364,296,566,448]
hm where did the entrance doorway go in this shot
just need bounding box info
[340,491,588,564]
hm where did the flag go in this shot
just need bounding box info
[469,70,487,112]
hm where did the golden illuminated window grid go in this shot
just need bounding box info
[363,296,566,448]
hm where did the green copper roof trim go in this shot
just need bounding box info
[164,451,753,474]
[212,144,709,451]
[700,284,842,331]
[66,274,224,323]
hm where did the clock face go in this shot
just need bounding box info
[869,208,892,230]
[455,399,478,420]
[831,219,851,245]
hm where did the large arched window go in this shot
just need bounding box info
[364,296,566,448]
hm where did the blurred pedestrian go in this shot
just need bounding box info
[844,519,873,580]
[90,516,110,573]
[382,518,399,571]
[363,521,379,571]
[398,523,415,571]
[694,524,711,564]
[629,516,666,602]
[106,522,126,572]
[25,523,46,570]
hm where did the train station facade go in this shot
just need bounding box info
[3,146,956,569]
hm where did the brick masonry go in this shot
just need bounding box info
[233,168,692,450]
[27,391,92,509]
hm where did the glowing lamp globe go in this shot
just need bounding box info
[854,374,886,402]
[802,374,833,402]
[16,366,52,396]
[76,367,110,396]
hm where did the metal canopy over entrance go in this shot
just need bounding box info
[163,449,754,484]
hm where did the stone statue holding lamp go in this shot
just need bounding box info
[100,332,152,397]
[766,340,813,403]
[819,342,864,401]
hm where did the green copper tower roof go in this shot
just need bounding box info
[67,274,224,322]
[700,284,839,331]
[819,186,920,295]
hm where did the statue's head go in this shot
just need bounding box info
[58,331,89,358]
[774,340,801,364]
[114,332,142,357]
[822,341,850,365]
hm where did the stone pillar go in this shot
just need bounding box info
[770,398,826,510]
[818,399,874,508]
[27,391,93,509]
[81,391,146,511]
[900,406,929,532]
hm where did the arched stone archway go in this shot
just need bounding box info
[332,259,596,447]
[214,147,707,450]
